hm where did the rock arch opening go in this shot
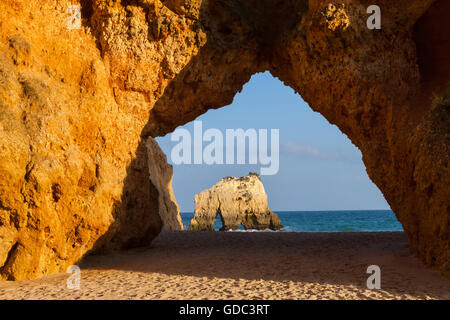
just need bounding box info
[143,0,448,275]
[156,72,389,212]
[215,208,225,231]
[158,72,399,233]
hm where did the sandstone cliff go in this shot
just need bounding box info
[0,0,448,279]
[146,137,183,231]
[189,173,282,231]
[0,0,193,280]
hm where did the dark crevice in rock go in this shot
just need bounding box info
[80,0,95,25]
[413,0,450,95]
[0,242,19,279]
[51,184,62,203]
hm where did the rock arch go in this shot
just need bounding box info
[0,0,448,280]
[146,0,449,275]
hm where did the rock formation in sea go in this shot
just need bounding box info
[189,173,282,231]
[0,0,448,279]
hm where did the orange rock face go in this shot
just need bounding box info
[0,0,448,280]
[0,0,193,280]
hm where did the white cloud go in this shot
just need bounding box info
[281,141,361,162]
[281,142,322,158]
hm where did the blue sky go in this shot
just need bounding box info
[156,72,390,212]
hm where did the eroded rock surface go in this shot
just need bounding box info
[189,173,282,231]
[148,0,449,276]
[146,137,183,231]
[0,0,448,279]
[0,0,196,280]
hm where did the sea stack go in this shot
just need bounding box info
[189,173,282,231]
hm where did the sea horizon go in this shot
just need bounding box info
[180,209,404,232]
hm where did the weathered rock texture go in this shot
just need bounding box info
[146,137,183,230]
[189,173,282,231]
[0,0,448,279]
[0,0,193,280]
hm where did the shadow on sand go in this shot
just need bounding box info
[82,231,449,298]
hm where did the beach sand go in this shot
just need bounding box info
[0,231,449,300]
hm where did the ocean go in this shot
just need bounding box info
[180,210,404,232]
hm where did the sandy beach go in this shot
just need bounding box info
[0,231,448,300]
